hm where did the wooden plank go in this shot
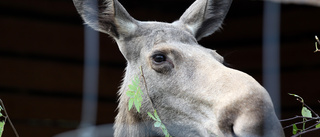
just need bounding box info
[0,16,125,63]
[281,40,320,68]
[281,70,320,106]
[270,0,320,7]
[0,57,123,97]
[281,7,320,37]
[0,94,117,136]
[2,123,72,137]
[0,0,77,16]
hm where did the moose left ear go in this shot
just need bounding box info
[73,0,138,39]
[173,0,232,40]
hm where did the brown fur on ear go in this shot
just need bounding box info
[73,0,138,39]
[173,0,232,40]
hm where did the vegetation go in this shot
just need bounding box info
[0,103,4,137]
[314,36,320,53]
[281,94,320,137]
[126,67,171,137]
[0,99,19,137]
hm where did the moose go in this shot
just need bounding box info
[72,0,285,136]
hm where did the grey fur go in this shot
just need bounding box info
[72,0,285,136]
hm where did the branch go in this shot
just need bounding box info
[140,67,170,131]
[280,115,319,122]
[0,99,19,137]
[295,97,320,118]
[282,117,318,129]
[292,121,320,137]
[140,67,156,111]
[314,36,320,53]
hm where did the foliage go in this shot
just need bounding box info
[126,76,143,112]
[148,110,171,137]
[314,35,320,53]
[0,99,19,137]
[0,105,4,137]
[281,36,320,136]
[126,67,171,137]
[281,94,320,137]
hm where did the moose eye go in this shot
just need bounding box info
[152,54,166,63]
[150,51,174,74]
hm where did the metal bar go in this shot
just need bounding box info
[263,1,281,117]
[80,25,100,127]
[78,0,100,135]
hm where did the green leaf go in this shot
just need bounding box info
[316,123,320,129]
[154,110,161,121]
[132,76,140,87]
[154,121,161,127]
[137,86,143,95]
[301,107,312,118]
[128,98,134,111]
[128,85,137,92]
[0,120,5,137]
[293,124,298,135]
[134,97,141,113]
[126,90,135,98]
[148,112,156,121]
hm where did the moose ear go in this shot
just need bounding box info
[173,0,232,40]
[73,0,138,39]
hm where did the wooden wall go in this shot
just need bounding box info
[0,0,320,136]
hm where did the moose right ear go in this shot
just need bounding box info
[73,0,138,39]
[173,0,232,41]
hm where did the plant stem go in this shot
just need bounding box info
[292,122,320,137]
[140,67,156,112]
[315,36,320,52]
[0,99,19,137]
[140,67,171,136]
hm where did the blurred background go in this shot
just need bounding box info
[0,0,320,136]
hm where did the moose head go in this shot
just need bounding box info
[73,0,285,136]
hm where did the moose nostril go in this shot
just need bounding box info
[153,54,166,63]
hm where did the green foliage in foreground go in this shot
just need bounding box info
[126,76,143,112]
[148,110,171,137]
[126,70,171,137]
[0,105,4,137]
[288,93,320,136]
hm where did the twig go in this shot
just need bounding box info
[303,102,319,118]
[292,121,320,137]
[314,36,320,53]
[283,117,318,129]
[140,67,171,136]
[296,98,320,118]
[280,115,319,122]
[300,121,320,133]
[0,99,19,137]
[316,35,320,45]
[140,67,156,112]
